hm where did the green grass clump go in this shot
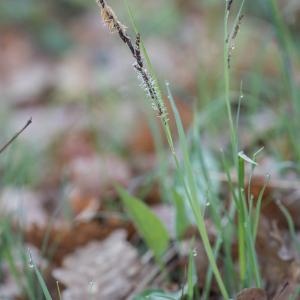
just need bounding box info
[2,0,300,299]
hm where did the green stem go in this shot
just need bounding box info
[224,5,237,166]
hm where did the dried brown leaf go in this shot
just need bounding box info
[52,230,142,300]
[236,287,267,300]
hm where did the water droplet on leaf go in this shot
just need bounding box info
[193,249,197,256]
[28,258,33,268]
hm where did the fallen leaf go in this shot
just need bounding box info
[236,287,267,300]
[25,217,136,264]
[52,230,142,300]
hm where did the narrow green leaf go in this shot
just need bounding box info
[115,183,169,263]
[28,249,52,300]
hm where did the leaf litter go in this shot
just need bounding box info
[52,230,142,300]
[1,0,300,299]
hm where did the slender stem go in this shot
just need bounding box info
[224,5,237,165]
[0,118,32,154]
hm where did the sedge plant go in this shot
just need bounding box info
[94,0,265,299]
[25,0,300,299]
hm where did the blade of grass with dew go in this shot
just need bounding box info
[115,183,169,266]
[89,280,93,300]
[187,247,197,300]
[1,216,36,300]
[166,83,229,300]
[28,249,52,300]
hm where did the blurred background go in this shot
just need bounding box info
[1,0,300,299]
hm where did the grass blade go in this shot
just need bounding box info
[166,83,229,300]
[28,249,52,300]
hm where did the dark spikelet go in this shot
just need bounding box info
[227,0,233,11]
[232,14,244,40]
[135,33,143,68]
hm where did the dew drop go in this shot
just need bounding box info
[89,279,93,284]
[166,81,169,86]
[206,202,211,206]
[250,194,254,200]
[28,258,33,268]
[275,199,281,205]
[193,248,197,257]
[240,94,244,98]
[240,188,244,192]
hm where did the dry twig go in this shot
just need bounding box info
[0,117,32,154]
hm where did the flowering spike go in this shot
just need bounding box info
[96,0,167,119]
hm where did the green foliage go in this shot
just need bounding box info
[2,0,300,299]
[115,183,170,265]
